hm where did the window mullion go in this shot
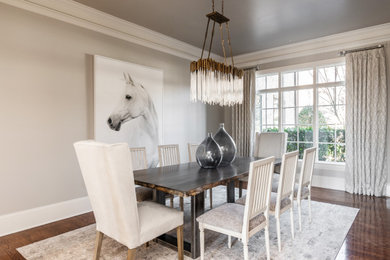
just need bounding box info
[313,66,319,162]
[278,72,282,131]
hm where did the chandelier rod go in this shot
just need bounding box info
[200,18,211,60]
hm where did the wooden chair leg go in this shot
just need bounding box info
[177,225,184,260]
[170,196,174,208]
[180,197,184,211]
[209,188,213,209]
[93,231,103,260]
[127,248,136,260]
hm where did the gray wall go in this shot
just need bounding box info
[0,3,223,216]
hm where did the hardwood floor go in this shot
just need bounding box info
[0,188,388,260]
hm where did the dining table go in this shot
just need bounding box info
[133,156,282,259]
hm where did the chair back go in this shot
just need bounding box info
[130,147,148,170]
[188,143,199,162]
[158,144,180,166]
[253,132,287,158]
[242,157,275,234]
[277,151,299,201]
[298,147,316,188]
[74,141,140,248]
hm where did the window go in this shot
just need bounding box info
[255,61,346,162]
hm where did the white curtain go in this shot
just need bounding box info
[345,48,388,196]
[232,69,256,156]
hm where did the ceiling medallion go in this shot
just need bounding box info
[190,0,243,106]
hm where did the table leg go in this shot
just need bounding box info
[156,190,166,205]
[190,192,205,259]
[227,180,235,203]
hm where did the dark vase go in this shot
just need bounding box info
[213,123,237,166]
[195,133,222,169]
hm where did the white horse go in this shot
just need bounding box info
[107,73,159,167]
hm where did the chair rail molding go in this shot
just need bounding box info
[234,23,390,67]
[0,196,91,236]
[0,0,222,61]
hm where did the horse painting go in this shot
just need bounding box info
[107,73,159,167]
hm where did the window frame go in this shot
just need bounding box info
[256,58,346,165]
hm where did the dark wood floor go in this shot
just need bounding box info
[0,187,388,260]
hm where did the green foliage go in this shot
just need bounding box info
[262,125,345,162]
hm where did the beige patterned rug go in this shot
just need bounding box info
[18,187,359,260]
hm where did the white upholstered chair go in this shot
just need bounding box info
[158,144,184,211]
[130,147,154,202]
[295,147,316,231]
[188,143,213,209]
[240,151,299,251]
[74,141,184,260]
[197,157,275,260]
[239,132,287,197]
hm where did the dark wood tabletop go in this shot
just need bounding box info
[134,156,281,197]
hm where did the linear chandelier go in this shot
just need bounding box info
[190,0,243,106]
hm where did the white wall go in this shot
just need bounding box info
[0,3,222,218]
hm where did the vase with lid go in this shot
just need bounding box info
[195,133,222,169]
[213,123,237,166]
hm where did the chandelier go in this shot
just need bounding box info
[190,0,243,106]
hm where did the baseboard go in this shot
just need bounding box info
[311,175,345,191]
[0,197,91,237]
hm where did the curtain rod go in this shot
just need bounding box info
[242,65,260,71]
[339,44,383,56]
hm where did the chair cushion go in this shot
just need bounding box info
[138,201,183,244]
[197,203,265,234]
[294,184,310,198]
[236,193,291,212]
[135,187,153,202]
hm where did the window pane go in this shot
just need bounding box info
[336,145,346,162]
[318,106,343,125]
[260,93,266,109]
[266,74,279,89]
[282,72,295,87]
[298,89,313,107]
[319,143,335,162]
[336,86,345,105]
[319,126,335,143]
[262,126,279,132]
[318,87,335,106]
[336,65,346,81]
[287,142,298,152]
[317,66,336,83]
[298,106,313,125]
[266,92,278,108]
[299,143,313,159]
[266,109,278,125]
[299,126,313,142]
[257,76,266,90]
[298,69,313,86]
[262,110,267,125]
[282,91,295,108]
[284,127,297,141]
[336,127,345,143]
[283,108,295,125]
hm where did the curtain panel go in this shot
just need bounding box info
[345,48,388,196]
[232,69,256,156]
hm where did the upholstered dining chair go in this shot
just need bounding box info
[129,147,154,202]
[197,157,275,260]
[188,143,214,209]
[74,141,184,260]
[158,144,184,211]
[239,151,299,251]
[239,132,287,197]
[295,147,316,231]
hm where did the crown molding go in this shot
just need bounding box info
[0,0,222,61]
[234,23,390,68]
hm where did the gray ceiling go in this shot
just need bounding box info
[74,0,390,56]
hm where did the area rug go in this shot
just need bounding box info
[17,187,359,260]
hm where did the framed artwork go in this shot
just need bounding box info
[94,55,163,167]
